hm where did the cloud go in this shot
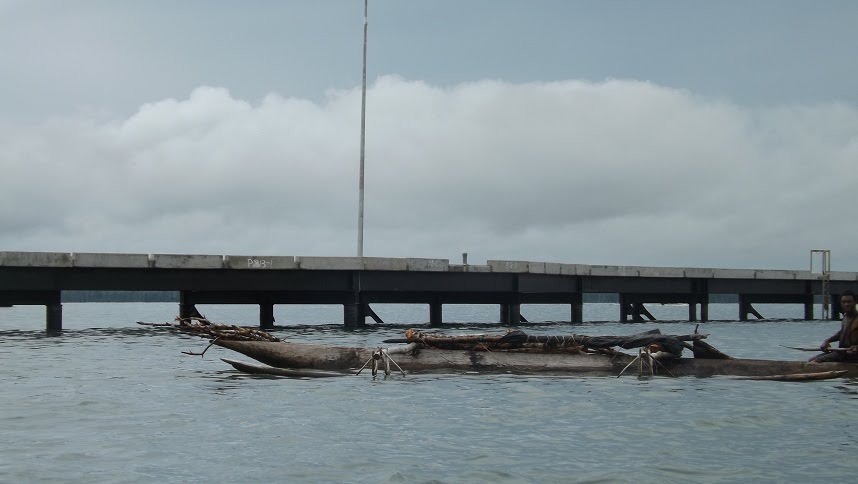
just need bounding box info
[1,77,856,270]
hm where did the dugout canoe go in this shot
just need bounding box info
[214,339,858,379]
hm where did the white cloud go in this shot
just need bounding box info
[1,77,856,270]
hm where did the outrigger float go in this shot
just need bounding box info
[141,318,855,381]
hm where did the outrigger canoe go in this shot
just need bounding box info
[213,329,858,380]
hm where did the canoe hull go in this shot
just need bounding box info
[215,340,627,374]
[215,340,858,378]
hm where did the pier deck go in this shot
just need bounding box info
[1,252,856,331]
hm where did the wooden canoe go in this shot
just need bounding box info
[736,370,849,381]
[214,339,858,379]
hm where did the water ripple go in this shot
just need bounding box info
[1,305,855,482]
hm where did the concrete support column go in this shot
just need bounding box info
[695,280,709,323]
[179,303,196,319]
[804,301,813,320]
[688,302,697,322]
[632,303,648,322]
[501,275,522,325]
[46,303,62,333]
[509,303,521,324]
[738,296,749,321]
[499,303,521,325]
[570,294,583,324]
[832,294,842,320]
[179,291,201,320]
[345,272,366,328]
[619,295,650,321]
[344,303,365,329]
[738,296,764,321]
[429,300,443,326]
[259,301,275,330]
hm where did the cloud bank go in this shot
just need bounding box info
[1,76,856,269]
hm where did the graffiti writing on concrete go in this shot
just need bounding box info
[247,258,273,269]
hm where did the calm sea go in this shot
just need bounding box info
[2,302,857,483]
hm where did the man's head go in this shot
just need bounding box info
[841,290,857,315]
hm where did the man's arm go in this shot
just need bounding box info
[820,329,842,350]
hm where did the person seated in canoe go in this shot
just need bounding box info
[810,290,858,362]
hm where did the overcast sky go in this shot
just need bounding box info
[1,1,856,270]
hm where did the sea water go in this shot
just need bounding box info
[1,303,857,483]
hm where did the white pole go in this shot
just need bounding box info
[357,0,368,257]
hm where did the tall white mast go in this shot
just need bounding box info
[357,0,368,257]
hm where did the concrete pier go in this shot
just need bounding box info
[1,252,857,331]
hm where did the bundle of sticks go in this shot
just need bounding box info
[385,329,589,353]
[137,316,281,342]
[383,328,723,358]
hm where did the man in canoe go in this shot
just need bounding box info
[810,290,858,362]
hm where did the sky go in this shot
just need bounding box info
[1,1,856,270]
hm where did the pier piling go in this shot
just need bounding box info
[343,303,365,329]
[46,302,62,333]
[499,302,521,324]
[259,300,275,330]
[571,295,583,324]
[429,300,443,326]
